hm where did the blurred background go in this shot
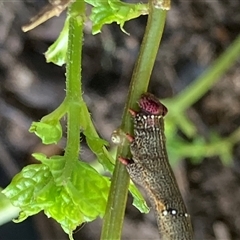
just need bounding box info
[1,0,240,239]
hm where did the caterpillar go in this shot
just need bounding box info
[119,93,193,240]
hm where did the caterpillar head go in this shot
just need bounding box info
[138,93,168,117]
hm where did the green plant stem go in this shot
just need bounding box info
[227,127,240,144]
[100,2,167,240]
[162,34,240,140]
[165,34,240,113]
[64,3,84,168]
[41,98,68,121]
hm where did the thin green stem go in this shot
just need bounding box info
[101,2,167,239]
[165,34,240,113]
[162,34,240,140]
[64,2,84,167]
[171,113,197,138]
[227,127,240,144]
[41,98,68,121]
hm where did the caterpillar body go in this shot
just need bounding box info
[120,93,193,240]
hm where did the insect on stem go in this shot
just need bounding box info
[119,93,193,240]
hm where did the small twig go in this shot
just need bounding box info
[22,0,72,32]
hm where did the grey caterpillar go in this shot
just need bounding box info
[118,93,193,240]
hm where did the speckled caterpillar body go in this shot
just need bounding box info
[125,93,193,240]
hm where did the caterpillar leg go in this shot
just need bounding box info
[118,157,145,187]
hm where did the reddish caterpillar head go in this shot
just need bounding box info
[138,93,168,116]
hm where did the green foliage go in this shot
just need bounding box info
[29,120,62,144]
[2,156,110,238]
[85,0,148,34]
[129,183,149,213]
[2,1,151,238]
[163,33,240,166]
[2,0,240,239]
[45,0,149,66]
[45,17,69,66]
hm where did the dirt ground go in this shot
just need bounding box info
[1,1,240,239]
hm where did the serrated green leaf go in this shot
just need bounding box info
[33,153,69,186]
[2,161,110,237]
[29,120,62,144]
[85,0,148,34]
[2,164,54,218]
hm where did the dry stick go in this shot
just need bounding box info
[22,0,71,32]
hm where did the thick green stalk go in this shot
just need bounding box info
[64,2,85,168]
[100,2,167,239]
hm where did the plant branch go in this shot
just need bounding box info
[165,34,240,114]
[64,2,85,168]
[101,2,167,239]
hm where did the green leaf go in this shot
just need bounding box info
[45,0,85,66]
[2,160,110,237]
[2,165,54,219]
[29,120,62,144]
[129,183,149,213]
[85,0,148,34]
[45,17,69,66]
[32,153,69,186]
[85,134,115,172]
